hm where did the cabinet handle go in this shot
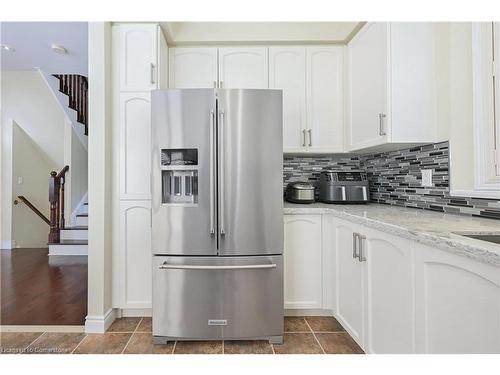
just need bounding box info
[219,81,223,88]
[150,63,155,84]
[213,81,217,88]
[379,113,387,136]
[308,129,312,147]
[302,129,306,147]
[358,235,367,262]
[352,233,359,259]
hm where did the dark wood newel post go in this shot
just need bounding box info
[48,171,60,243]
[60,175,65,230]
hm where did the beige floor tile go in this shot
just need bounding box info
[273,333,323,354]
[305,316,345,332]
[224,340,273,354]
[0,332,43,354]
[107,317,141,333]
[123,333,174,354]
[284,317,310,332]
[137,317,152,332]
[316,333,364,354]
[73,333,131,354]
[25,332,86,354]
[174,340,223,354]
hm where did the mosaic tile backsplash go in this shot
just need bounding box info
[283,141,500,219]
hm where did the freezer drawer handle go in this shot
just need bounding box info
[158,263,277,270]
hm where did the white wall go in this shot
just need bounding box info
[11,121,53,247]
[1,71,65,167]
[448,23,475,193]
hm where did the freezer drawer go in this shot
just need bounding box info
[152,255,283,341]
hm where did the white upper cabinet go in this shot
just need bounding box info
[306,47,344,152]
[169,48,218,88]
[270,46,344,153]
[218,47,269,89]
[269,47,307,151]
[347,22,438,152]
[284,215,323,309]
[119,24,159,91]
[348,23,388,150]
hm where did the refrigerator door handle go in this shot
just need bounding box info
[158,263,277,270]
[219,109,226,236]
[209,110,216,235]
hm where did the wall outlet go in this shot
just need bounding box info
[421,169,433,187]
[17,176,23,185]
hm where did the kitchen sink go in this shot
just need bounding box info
[455,233,500,245]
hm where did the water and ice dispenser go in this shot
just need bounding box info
[161,149,198,205]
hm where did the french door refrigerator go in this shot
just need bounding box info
[151,89,284,344]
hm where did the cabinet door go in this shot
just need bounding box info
[119,92,151,200]
[306,47,344,152]
[334,219,364,345]
[169,48,218,88]
[269,47,307,152]
[119,200,152,309]
[348,22,389,150]
[119,24,158,91]
[284,215,322,309]
[363,229,415,353]
[219,47,268,89]
[415,244,500,354]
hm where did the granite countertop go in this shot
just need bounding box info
[284,202,500,267]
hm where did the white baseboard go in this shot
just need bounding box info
[285,308,334,316]
[121,308,152,317]
[85,308,117,333]
[1,325,84,333]
[1,240,13,250]
[49,244,88,256]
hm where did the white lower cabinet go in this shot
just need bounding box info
[415,243,500,354]
[333,219,365,345]
[118,200,152,309]
[333,218,414,352]
[284,214,323,310]
[362,227,415,353]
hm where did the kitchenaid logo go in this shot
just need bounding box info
[208,319,227,326]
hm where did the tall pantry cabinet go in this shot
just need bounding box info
[112,24,168,312]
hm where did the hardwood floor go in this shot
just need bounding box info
[1,248,87,325]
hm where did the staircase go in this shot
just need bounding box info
[49,202,88,256]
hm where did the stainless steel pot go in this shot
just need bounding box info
[285,182,315,204]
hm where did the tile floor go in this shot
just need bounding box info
[0,316,363,354]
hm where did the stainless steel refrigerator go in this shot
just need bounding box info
[151,89,284,344]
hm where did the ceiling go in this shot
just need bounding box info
[0,22,88,74]
[160,22,364,45]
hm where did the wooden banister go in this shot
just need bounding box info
[14,196,50,225]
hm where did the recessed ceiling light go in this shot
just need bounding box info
[51,43,68,54]
[1,44,15,52]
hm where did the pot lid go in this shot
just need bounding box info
[289,182,315,190]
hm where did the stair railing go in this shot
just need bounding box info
[48,165,69,243]
[13,196,51,225]
[53,74,88,135]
